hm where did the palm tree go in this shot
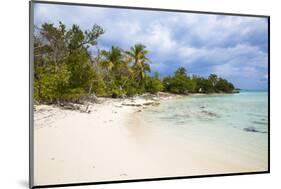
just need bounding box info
[99,46,133,92]
[125,44,151,81]
[100,46,124,72]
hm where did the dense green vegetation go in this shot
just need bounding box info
[34,22,236,104]
[163,69,234,94]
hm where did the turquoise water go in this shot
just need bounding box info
[137,91,268,172]
[143,91,268,134]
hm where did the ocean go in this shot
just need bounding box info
[140,91,268,171]
[144,91,268,133]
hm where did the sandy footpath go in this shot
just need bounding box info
[33,94,267,186]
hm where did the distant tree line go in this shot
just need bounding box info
[163,68,235,94]
[34,22,236,104]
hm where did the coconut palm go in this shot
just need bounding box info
[126,43,151,81]
[100,46,124,72]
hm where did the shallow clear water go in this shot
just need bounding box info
[141,91,268,169]
[143,91,268,134]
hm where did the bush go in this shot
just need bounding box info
[164,67,193,94]
[144,73,164,94]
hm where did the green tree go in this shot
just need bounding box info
[126,44,151,81]
[99,46,133,97]
[192,76,214,93]
[34,21,237,103]
[66,24,104,51]
[144,72,164,94]
[34,22,105,103]
[162,76,172,92]
[165,67,194,94]
[208,74,219,88]
[215,78,235,93]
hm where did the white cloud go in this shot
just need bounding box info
[33,3,268,89]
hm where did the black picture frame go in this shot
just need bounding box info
[29,1,270,188]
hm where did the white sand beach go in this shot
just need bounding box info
[33,94,268,186]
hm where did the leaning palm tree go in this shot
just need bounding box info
[125,44,151,81]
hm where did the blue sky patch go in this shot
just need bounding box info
[34,3,268,90]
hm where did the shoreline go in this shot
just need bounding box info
[34,92,181,185]
[34,91,238,115]
[33,91,267,185]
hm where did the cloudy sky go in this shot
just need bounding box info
[34,3,268,90]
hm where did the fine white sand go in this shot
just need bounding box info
[33,95,267,186]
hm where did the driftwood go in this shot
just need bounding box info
[60,103,81,111]
[59,102,92,113]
